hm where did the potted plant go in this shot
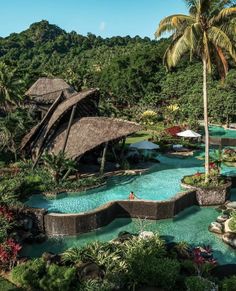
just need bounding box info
[181,165,231,206]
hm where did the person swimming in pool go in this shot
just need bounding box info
[129,191,135,200]
[129,191,140,200]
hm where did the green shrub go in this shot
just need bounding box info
[123,235,173,290]
[228,211,236,232]
[0,276,20,291]
[124,235,166,260]
[127,254,180,290]
[183,172,225,188]
[221,275,236,291]
[185,276,216,291]
[79,279,114,291]
[11,259,46,290]
[181,260,196,275]
[12,260,77,291]
[62,247,83,265]
[39,264,77,291]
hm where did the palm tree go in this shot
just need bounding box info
[0,109,33,161]
[42,151,77,183]
[0,62,24,109]
[156,0,236,182]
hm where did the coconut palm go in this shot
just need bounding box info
[156,0,236,182]
[0,109,34,161]
[0,62,24,109]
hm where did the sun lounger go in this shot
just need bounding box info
[172,144,189,152]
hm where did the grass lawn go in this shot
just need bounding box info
[0,277,22,291]
[125,131,152,145]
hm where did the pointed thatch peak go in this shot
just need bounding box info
[25,77,76,104]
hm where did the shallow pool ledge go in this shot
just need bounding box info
[44,190,197,236]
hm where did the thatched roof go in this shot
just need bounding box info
[21,89,100,154]
[20,93,64,151]
[47,117,142,159]
[25,78,76,103]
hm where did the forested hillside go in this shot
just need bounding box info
[0,20,235,123]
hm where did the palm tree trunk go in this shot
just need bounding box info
[203,58,210,182]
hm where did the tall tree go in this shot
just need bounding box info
[0,109,34,161]
[156,0,236,182]
[0,62,23,109]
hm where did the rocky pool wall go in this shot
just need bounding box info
[43,190,197,236]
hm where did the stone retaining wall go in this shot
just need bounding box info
[44,190,197,236]
[203,136,236,146]
[181,180,232,206]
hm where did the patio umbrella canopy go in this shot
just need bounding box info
[177,130,201,138]
[129,140,160,150]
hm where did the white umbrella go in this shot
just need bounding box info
[177,130,201,138]
[129,140,160,150]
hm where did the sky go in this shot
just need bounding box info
[0,0,188,38]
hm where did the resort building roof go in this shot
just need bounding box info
[25,77,77,104]
[46,117,142,159]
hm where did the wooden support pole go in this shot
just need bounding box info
[62,105,77,154]
[33,103,77,170]
[100,142,108,176]
[120,138,126,161]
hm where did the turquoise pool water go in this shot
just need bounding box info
[25,152,236,214]
[21,203,236,265]
[209,126,236,139]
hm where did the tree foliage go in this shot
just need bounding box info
[0,19,235,122]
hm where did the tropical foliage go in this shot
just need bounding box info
[0,20,235,124]
[0,62,24,108]
[0,108,35,161]
[11,233,234,290]
[156,0,236,181]
[42,151,77,183]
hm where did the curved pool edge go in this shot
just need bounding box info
[22,176,236,236]
[43,189,197,235]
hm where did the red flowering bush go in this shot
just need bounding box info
[192,246,217,276]
[165,126,182,137]
[0,206,15,244]
[0,206,14,221]
[0,238,21,270]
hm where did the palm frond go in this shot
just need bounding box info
[208,26,236,61]
[214,46,229,79]
[210,7,236,25]
[155,14,194,37]
[164,27,192,68]
[219,18,236,37]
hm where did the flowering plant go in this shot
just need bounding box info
[192,246,217,276]
[223,148,236,162]
[165,126,182,137]
[0,238,21,270]
[0,206,15,243]
[140,110,158,126]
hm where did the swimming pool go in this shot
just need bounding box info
[209,126,236,139]
[21,201,236,265]
[25,152,236,214]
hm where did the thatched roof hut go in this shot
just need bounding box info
[26,77,76,103]
[21,88,100,155]
[47,117,142,159]
[25,77,77,118]
[22,81,142,167]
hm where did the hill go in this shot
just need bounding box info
[0,20,235,123]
